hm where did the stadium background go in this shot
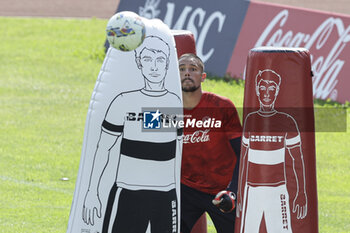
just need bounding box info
[0,0,349,18]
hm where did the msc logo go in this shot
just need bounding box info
[143,109,162,129]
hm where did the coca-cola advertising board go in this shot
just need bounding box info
[227,1,350,103]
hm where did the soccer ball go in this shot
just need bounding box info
[106,11,146,51]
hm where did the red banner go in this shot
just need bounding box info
[227,1,350,103]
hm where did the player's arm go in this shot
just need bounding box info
[227,137,242,194]
[212,137,241,213]
[287,144,308,219]
[212,102,244,213]
[82,96,124,225]
[86,130,120,193]
[286,117,307,219]
[82,129,120,225]
[85,94,125,192]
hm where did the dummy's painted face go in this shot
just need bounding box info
[257,80,279,106]
[139,48,168,83]
[179,57,205,92]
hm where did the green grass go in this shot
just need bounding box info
[0,17,106,232]
[0,17,349,232]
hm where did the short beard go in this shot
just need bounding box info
[182,85,200,92]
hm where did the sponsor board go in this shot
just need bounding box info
[227,1,350,103]
[114,0,350,102]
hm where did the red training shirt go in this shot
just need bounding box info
[181,92,242,195]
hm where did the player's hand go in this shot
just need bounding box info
[212,190,236,213]
[292,192,307,219]
[82,190,102,225]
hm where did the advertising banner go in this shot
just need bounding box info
[116,0,250,76]
[227,1,350,103]
[114,0,350,103]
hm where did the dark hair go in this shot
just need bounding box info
[255,69,281,87]
[179,53,205,72]
[134,35,170,58]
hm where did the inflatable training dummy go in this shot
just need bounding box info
[236,47,318,233]
[67,12,183,233]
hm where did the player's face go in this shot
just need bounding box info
[179,57,205,92]
[257,80,278,106]
[139,48,168,83]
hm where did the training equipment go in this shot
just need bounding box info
[171,30,197,58]
[213,190,236,213]
[106,11,146,51]
[236,47,318,233]
[67,15,183,233]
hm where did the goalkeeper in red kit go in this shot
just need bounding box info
[179,53,242,233]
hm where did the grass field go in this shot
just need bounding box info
[0,17,349,233]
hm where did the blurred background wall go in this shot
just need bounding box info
[0,0,349,19]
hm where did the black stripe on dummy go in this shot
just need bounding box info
[102,183,118,233]
[102,120,124,133]
[177,127,183,136]
[121,138,176,161]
